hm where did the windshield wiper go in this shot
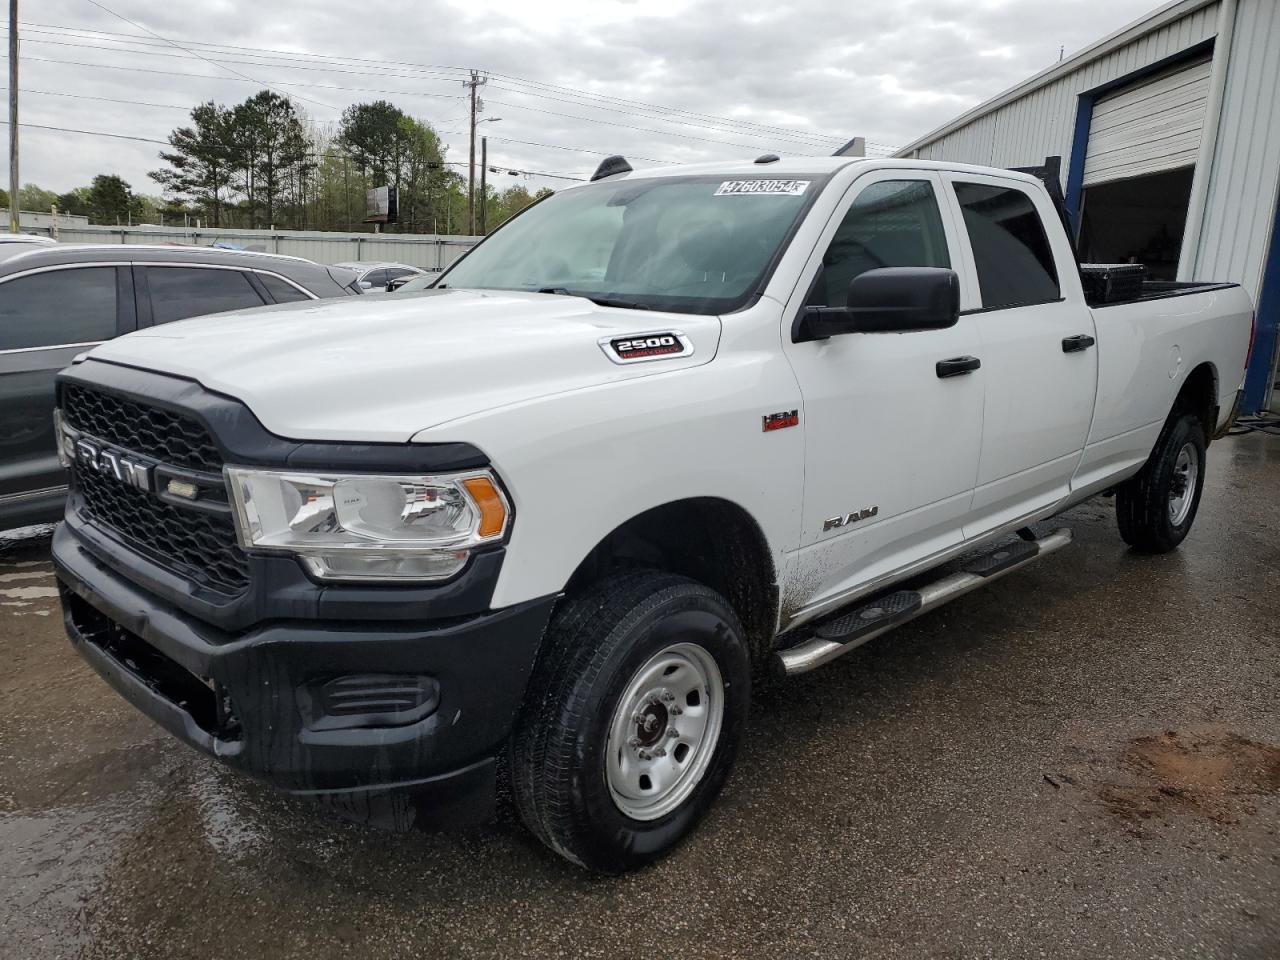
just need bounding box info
[537,287,651,311]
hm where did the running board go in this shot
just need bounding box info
[776,527,1073,676]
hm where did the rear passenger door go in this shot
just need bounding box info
[940,174,1099,536]
[136,265,267,327]
[0,265,132,516]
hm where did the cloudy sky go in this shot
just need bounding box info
[10,0,1162,196]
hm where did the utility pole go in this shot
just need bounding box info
[8,0,19,233]
[480,137,488,235]
[463,69,487,236]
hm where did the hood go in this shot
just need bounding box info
[87,289,721,442]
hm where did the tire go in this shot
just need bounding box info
[511,570,751,873]
[1116,412,1207,553]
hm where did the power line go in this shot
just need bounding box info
[15,19,844,146]
[0,120,580,186]
[481,96,816,153]
[19,46,802,154]
[483,135,674,165]
[485,82,839,148]
[0,118,167,145]
[11,31,826,149]
[0,85,683,174]
[21,54,469,104]
[0,86,189,110]
[76,0,337,112]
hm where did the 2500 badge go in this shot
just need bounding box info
[603,331,692,364]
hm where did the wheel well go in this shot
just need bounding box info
[1174,362,1218,441]
[565,498,779,666]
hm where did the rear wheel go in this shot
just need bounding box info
[511,570,750,873]
[1116,413,1207,553]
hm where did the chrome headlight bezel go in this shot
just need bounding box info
[225,465,512,583]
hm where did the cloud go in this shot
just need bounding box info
[15,0,1159,195]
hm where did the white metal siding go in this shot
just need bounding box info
[909,2,1221,191]
[1083,58,1212,185]
[1191,0,1280,307]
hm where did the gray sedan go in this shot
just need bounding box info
[0,245,359,531]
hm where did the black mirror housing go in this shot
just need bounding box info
[794,267,960,342]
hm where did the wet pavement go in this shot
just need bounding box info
[2,434,1279,959]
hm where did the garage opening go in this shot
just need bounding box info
[1077,166,1194,279]
[1075,55,1212,280]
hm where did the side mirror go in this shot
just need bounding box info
[360,280,373,290]
[794,267,960,342]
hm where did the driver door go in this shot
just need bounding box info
[780,170,986,624]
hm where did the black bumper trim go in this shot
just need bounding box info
[54,524,557,822]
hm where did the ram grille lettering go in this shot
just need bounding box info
[74,438,155,493]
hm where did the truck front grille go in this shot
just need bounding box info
[62,383,224,474]
[62,384,250,597]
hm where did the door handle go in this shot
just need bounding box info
[936,356,981,378]
[1062,334,1096,353]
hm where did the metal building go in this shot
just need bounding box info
[896,0,1280,413]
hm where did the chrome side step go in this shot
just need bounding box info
[776,527,1073,676]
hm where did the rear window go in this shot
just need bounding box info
[258,273,311,303]
[953,182,1060,309]
[145,267,266,325]
[0,266,118,349]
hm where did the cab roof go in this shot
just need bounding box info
[569,156,1044,189]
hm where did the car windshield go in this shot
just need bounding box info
[438,174,825,314]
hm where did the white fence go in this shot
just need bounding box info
[31,224,481,272]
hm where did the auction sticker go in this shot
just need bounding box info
[715,179,810,197]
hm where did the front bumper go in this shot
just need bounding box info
[53,523,556,828]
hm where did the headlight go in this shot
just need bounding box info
[226,467,510,582]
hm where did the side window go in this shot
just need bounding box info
[808,179,950,307]
[0,267,118,349]
[953,182,1060,309]
[145,267,266,325]
[258,273,311,304]
[385,268,417,281]
[361,269,388,288]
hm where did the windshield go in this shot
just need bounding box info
[438,174,825,314]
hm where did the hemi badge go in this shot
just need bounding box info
[762,410,799,432]
[167,479,199,500]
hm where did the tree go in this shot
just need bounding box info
[151,101,235,226]
[86,174,133,224]
[56,187,91,218]
[18,183,59,212]
[339,100,410,187]
[228,91,312,227]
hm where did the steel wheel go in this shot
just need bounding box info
[605,641,725,821]
[1168,441,1200,527]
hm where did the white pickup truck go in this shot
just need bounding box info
[52,155,1254,872]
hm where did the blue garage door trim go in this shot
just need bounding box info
[1063,38,1217,233]
[1243,188,1280,413]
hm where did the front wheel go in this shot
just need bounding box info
[511,571,750,873]
[1116,412,1207,553]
